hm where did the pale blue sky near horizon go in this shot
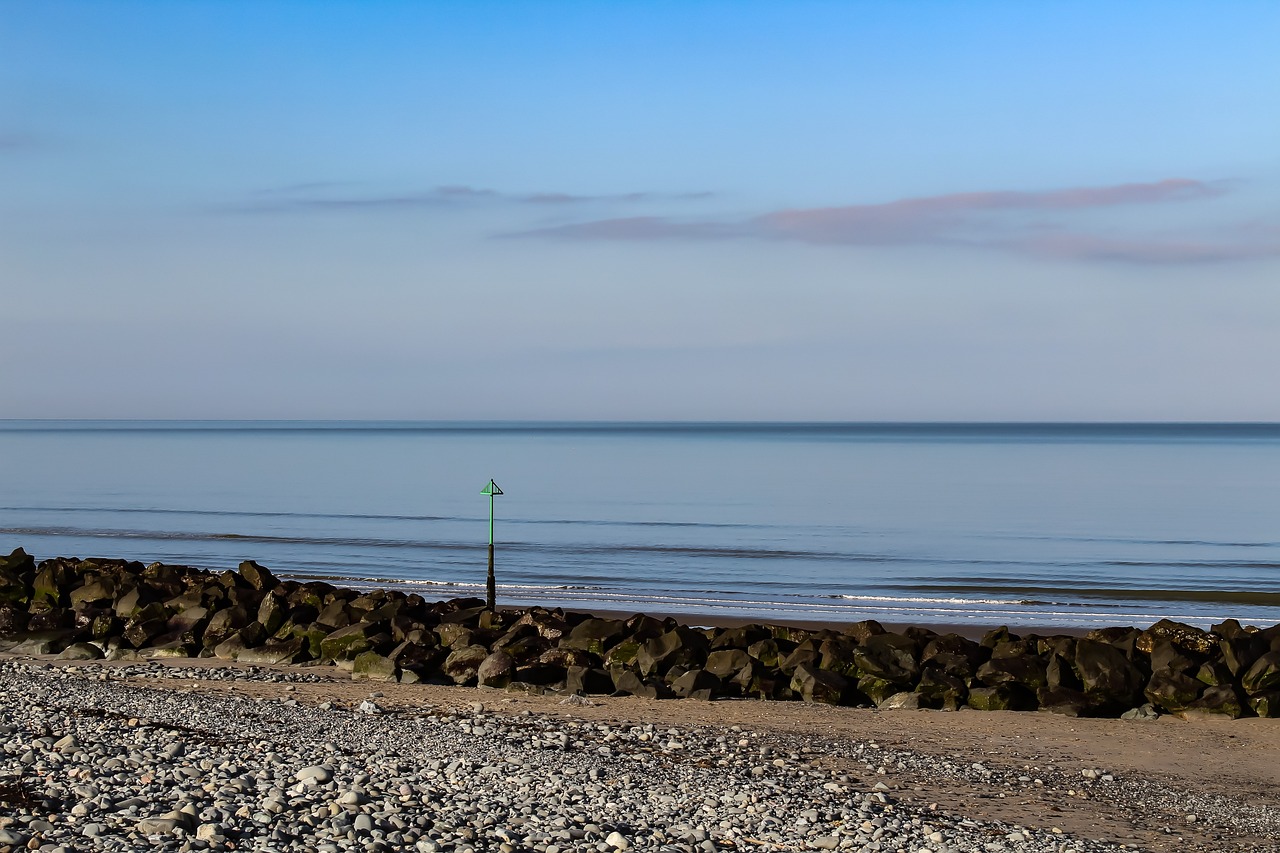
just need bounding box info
[2,1,1278,421]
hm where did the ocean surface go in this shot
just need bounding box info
[2,421,1279,631]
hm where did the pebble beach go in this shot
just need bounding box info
[4,655,1279,853]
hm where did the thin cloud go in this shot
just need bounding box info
[514,178,1275,264]
[227,183,713,213]
[0,131,46,152]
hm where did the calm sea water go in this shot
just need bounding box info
[1,421,1278,630]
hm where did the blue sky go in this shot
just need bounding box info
[3,1,1278,419]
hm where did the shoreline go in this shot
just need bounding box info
[555,607,1094,641]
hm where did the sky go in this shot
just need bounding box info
[2,1,1278,421]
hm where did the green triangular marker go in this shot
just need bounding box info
[481,480,503,496]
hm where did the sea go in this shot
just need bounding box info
[2,421,1278,631]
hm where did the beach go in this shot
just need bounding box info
[3,653,1278,852]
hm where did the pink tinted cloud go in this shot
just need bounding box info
[514,178,1272,264]
[750,179,1224,245]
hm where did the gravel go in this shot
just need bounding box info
[0,659,1270,852]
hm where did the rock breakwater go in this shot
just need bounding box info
[4,548,1280,719]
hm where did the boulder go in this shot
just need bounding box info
[1220,634,1267,677]
[916,667,967,710]
[512,663,566,686]
[257,594,287,635]
[791,664,850,705]
[1183,685,1246,720]
[603,639,642,669]
[476,651,516,688]
[237,560,278,591]
[778,641,819,676]
[852,634,919,684]
[817,637,859,678]
[746,638,782,667]
[878,691,924,710]
[1136,619,1216,656]
[705,648,751,680]
[611,669,673,699]
[561,618,628,656]
[565,666,614,695]
[710,623,771,650]
[320,623,376,662]
[843,619,887,643]
[69,578,117,610]
[538,646,596,669]
[1145,669,1204,712]
[201,606,250,649]
[1242,651,1280,696]
[351,650,399,682]
[57,642,105,661]
[434,622,474,648]
[1036,686,1092,717]
[671,668,720,700]
[976,656,1048,692]
[1074,638,1146,709]
[967,684,1035,711]
[442,644,490,685]
[230,637,307,665]
[1148,640,1199,675]
[1248,692,1280,718]
[635,628,708,676]
[0,605,29,636]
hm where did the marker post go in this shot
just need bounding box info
[480,480,503,611]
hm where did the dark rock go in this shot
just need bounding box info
[320,622,376,662]
[1074,638,1145,709]
[1148,639,1199,675]
[817,637,859,678]
[237,560,278,591]
[476,650,516,687]
[980,626,1018,649]
[352,650,399,682]
[512,663,565,686]
[635,627,708,676]
[791,664,850,705]
[1136,619,1216,656]
[856,674,901,706]
[611,669,673,699]
[1085,626,1141,658]
[201,606,249,649]
[710,624,770,650]
[1249,692,1280,718]
[977,656,1048,691]
[778,641,819,676]
[842,620,886,643]
[968,684,1036,711]
[1220,633,1267,677]
[603,639,642,669]
[1242,650,1280,695]
[1183,685,1246,719]
[69,578,117,610]
[1145,669,1205,712]
[234,636,308,666]
[257,593,287,635]
[746,638,782,667]
[1196,659,1234,688]
[58,642,105,661]
[1037,686,1092,717]
[561,618,628,656]
[705,648,751,679]
[671,668,721,700]
[916,667,967,710]
[538,646,596,669]
[566,666,613,695]
[0,605,29,635]
[442,644,490,685]
[852,634,920,684]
